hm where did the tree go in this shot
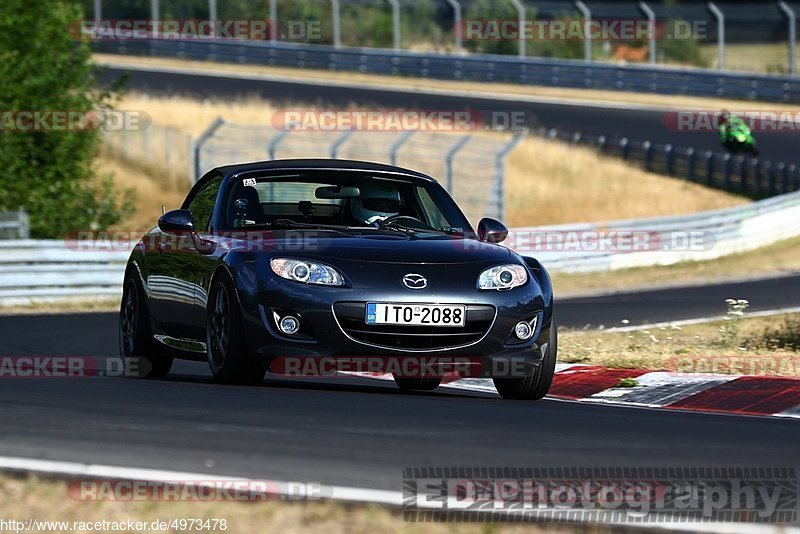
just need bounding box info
[0,0,133,238]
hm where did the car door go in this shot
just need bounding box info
[147,174,223,340]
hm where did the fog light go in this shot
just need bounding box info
[514,320,534,340]
[278,316,300,335]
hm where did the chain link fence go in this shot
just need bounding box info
[196,120,523,224]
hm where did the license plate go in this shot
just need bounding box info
[365,303,465,327]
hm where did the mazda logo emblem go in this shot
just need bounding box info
[402,273,427,290]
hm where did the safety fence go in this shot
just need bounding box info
[195,119,523,223]
[2,189,798,305]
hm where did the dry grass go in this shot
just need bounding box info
[560,311,800,374]
[97,53,800,111]
[503,136,745,227]
[96,151,185,231]
[552,235,800,296]
[700,42,794,75]
[0,472,599,534]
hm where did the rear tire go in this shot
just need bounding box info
[393,375,442,391]
[493,313,558,400]
[119,272,173,378]
[207,276,266,386]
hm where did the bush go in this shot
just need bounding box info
[0,0,133,238]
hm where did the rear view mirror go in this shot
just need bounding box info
[477,217,508,244]
[158,209,195,234]
[315,186,360,199]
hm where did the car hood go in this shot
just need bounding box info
[234,230,513,264]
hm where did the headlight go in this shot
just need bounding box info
[270,258,344,286]
[478,264,528,290]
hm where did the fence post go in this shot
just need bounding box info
[268,130,290,160]
[390,131,415,165]
[793,164,800,191]
[643,140,652,171]
[575,1,592,61]
[444,0,462,53]
[445,134,472,193]
[639,2,656,64]
[707,3,725,70]
[597,135,606,153]
[331,0,342,48]
[93,0,102,27]
[705,151,715,186]
[686,147,695,181]
[387,0,401,51]
[779,2,797,76]
[491,132,525,221]
[270,0,278,42]
[190,117,225,184]
[18,208,29,240]
[665,144,674,175]
[738,156,747,194]
[510,0,526,58]
[329,130,354,158]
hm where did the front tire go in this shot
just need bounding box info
[119,272,173,378]
[206,276,266,385]
[493,313,558,400]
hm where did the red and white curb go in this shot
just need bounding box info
[347,363,800,418]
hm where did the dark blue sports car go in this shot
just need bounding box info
[119,159,556,399]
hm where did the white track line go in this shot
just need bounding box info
[0,456,402,506]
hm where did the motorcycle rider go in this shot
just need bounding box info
[717,110,746,149]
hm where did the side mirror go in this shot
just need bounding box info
[158,209,195,234]
[477,217,508,244]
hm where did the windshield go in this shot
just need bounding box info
[221,170,473,235]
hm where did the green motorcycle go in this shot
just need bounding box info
[720,118,759,157]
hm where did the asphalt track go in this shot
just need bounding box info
[99,65,800,165]
[1,274,799,491]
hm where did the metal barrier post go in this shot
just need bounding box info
[332,0,342,48]
[389,131,415,165]
[707,3,725,70]
[639,2,656,64]
[268,130,290,160]
[270,0,277,42]
[445,0,462,53]
[705,151,715,186]
[18,209,29,240]
[445,134,472,193]
[191,117,225,184]
[329,130,354,158]
[387,0,401,51]
[510,0,526,58]
[93,0,102,27]
[619,137,629,159]
[779,2,797,76]
[686,147,696,181]
[491,132,525,221]
[209,0,218,37]
[643,140,652,171]
[665,144,674,175]
[723,153,732,190]
[575,1,592,61]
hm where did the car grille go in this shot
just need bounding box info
[333,302,495,350]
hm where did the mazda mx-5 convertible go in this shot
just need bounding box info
[119,159,556,400]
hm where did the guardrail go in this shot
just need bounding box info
[2,190,799,305]
[511,189,800,272]
[542,128,800,198]
[94,39,800,103]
